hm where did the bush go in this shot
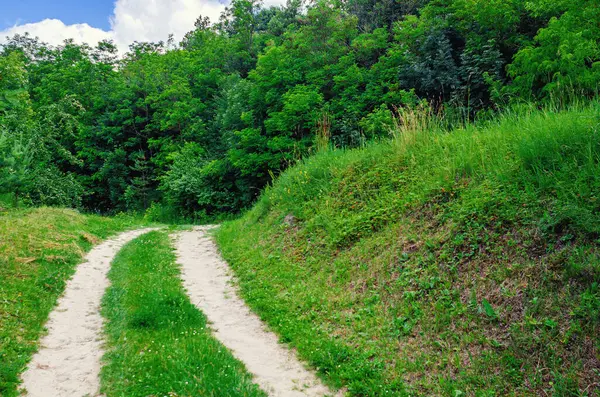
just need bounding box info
[160,142,250,217]
[25,167,83,208]
[508,0,600,99]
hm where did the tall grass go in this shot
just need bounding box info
[315,111,332,152]
[254,102,600,235]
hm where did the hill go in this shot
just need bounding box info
[217,105,600,396]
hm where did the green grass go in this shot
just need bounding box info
[0,207,143,397]
[100,230,266,397]
[217,103,600,396]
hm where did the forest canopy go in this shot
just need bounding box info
[0,0,598,218]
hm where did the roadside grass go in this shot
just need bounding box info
[100,230,266,397]
[0,207,143,397]
[217,103,600,395]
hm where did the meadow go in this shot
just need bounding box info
[1,0,599,395]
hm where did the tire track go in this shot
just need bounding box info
[173,227,340,397]
[21,228,158,397]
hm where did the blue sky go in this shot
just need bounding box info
[1,0,114,30]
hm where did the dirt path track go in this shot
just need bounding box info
[21,228,157,397]
[174,227,339,397]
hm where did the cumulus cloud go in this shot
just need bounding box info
[0,18,112,47]
[0,0,285,52]
[110,0,227,48]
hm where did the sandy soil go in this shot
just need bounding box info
[173,227,340,397]
[21,228,157,397]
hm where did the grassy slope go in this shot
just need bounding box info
[0,207,142,397]
[100,230,266,397]
[217,105,600,396]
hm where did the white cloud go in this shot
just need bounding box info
[110,0,227,48]
[0,18,112,47]
[0,0,285,53]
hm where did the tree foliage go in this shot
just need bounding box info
[0,0,595,215]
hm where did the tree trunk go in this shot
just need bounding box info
[14,190,19,208]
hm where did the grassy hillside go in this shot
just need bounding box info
[0,207,142,397]
[217,104,600,396]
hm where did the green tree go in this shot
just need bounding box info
[0,51,34,207]
[0,130,32,207]
[508,0,600,99]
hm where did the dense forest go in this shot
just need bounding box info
[0,0,598,218]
